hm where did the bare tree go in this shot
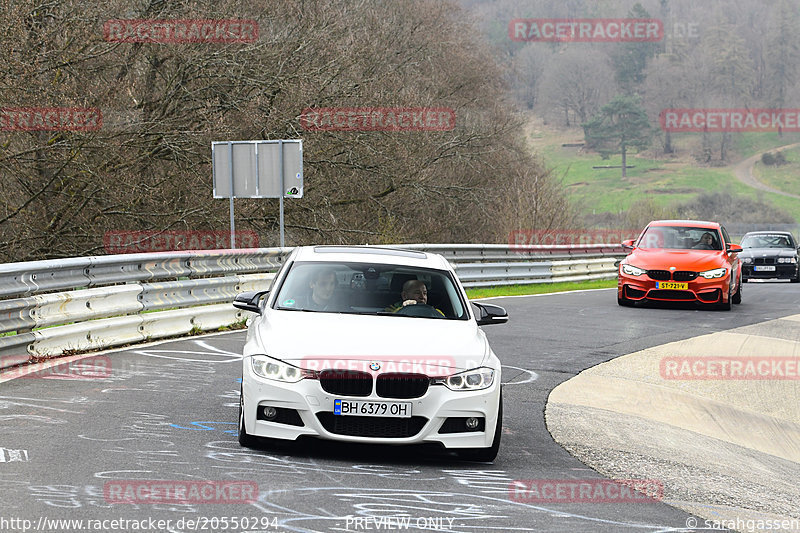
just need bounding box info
[538,47,615,127]
[0,0,569,261]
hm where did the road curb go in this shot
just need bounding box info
[546,314,800,528]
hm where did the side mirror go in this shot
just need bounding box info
[473,302,509,326]
[621,239,635,251]
[233,290,269,314]
[726,244,742,253]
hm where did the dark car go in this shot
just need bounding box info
[739,231,800,282]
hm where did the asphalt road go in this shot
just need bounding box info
[2,282,799,533]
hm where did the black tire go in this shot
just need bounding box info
[732,276,742,304]
[617,296,634,307]
[238,385,258,448]
[717,282,732,311]
[792,270,800,283]
[457,391,502,462]
[617,287,634,307]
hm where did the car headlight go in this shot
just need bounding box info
[621,263,646,276]
[778,257,798,264]
[435,367,495,391]
[741,257,752,264]
[251,355,313,382]
[699,267,727,279]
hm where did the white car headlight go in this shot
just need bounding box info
[741,257,752,264]
[778,257,797,264]
[699,267,726,279]
[251,355,312,382]
[435,367,495,391]
[621,264,646,276]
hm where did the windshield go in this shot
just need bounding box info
[272,261,468,320]
[637,226,723,250]
[740,234,795,249]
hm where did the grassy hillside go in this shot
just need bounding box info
[753,147,800,197]
[527,121,800,222]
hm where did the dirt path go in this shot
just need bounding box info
[732,142,800,199]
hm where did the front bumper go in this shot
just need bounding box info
[618,273,730,304]
[742,263,798,280]
[241,358,502,449]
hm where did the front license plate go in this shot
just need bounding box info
[754,265,776,272]
[656,282,688,290]
[334,399,412,418]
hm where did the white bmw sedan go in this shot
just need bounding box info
[233,245,508,461]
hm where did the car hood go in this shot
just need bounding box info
[250,310,490,373]
[740,247,797,258]
[625,248,729,271]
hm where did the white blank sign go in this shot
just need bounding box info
[212,140,303,198]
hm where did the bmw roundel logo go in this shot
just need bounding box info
[370,362,381,371]
[669,266,676,270]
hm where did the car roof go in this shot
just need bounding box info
[290,245,451,269]
[742,231,794,237]
[647,219,721,229]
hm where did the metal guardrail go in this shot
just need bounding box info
[395,244,624,287]
[0,244,625,371]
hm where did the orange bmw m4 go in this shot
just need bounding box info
[617,220,743,310]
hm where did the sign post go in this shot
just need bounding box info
[212,140,303,248]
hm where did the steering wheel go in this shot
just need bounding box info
[395,304,442,318]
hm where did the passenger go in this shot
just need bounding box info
[385,279,444,316]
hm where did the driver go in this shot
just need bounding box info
[694,232,715,250]
[385,279,445,316]
[303,269,338,311]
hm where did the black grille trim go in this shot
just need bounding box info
[672,271,698,281]
[624,286,646,299]
[697,289,722,303]
[438,417,486,434]
[319,370,372,397]
[257,406,304,427]
[316,413,427,438]
[376,373,430,399]
[754,257,776,265]
[647,289,696,300]
[647,270,671,281]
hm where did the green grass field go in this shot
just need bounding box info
[532,126,800,221]
[753,147,800,197]
[466,279,617,299]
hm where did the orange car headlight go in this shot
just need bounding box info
[698,267,726,279]
[621,263,646,276]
